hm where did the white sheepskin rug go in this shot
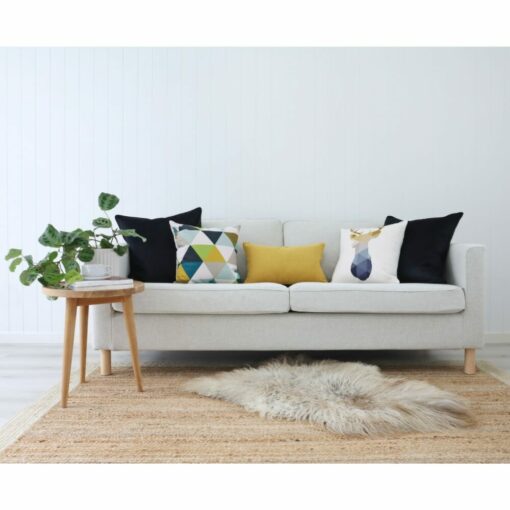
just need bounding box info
[183,357,473,436]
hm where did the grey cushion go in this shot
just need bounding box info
[289,282,465,314]
[112,282,290,315]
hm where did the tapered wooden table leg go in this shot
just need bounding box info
[122,296,143,392]
[43,281,144,408]
[61,298,78,408]
[80,305,89,383]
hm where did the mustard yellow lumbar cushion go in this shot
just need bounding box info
[243,242,327,285]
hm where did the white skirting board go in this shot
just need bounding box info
[0,332,509,345]
[0,333,63,344]
[486,333,510,345]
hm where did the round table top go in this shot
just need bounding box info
[42,280,144,299]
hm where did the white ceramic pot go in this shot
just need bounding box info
[90,248,129,277]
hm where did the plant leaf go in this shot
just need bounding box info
[24,255,34,266]
[20,268,40,286]
[64,269,82,284]
[62,246,76,258]
[98,192,119,211]
[38,224,63,247]
[9,257,23,272]
[5,248,22,260]
[78,246,94,262]
[93,217,112,228]
[99,238,114,249]
[61,253,80,273]
[70,236,89,249]
[42,263,63,285]
[62,228,84,245]
[60,230,69,243]
[35,251,59,272]
[113,245,128,256]
[117,229,147,242]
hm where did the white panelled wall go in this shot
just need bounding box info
[0,48,509,340]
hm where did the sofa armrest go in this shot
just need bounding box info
[445,243,485,346]
[445,243,484,290]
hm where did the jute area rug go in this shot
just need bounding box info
[1,362,509,463]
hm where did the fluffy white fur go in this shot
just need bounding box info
[184,356,473,436]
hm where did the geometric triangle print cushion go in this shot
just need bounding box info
[170,221,241,283]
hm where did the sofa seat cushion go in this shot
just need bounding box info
[289,283,465,314]
[112,283,290,315]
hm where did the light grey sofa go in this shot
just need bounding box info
[92,219,485,374]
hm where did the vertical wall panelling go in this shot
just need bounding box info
[164,49,182,215]
[92,49,108,211]
[120,48,138,215]
[0,48,509,338]
[179,48,198,212]
[6,49,23,332]
[107,49,123,213]
[20,49,38,333]
[0,49,8,331]
[34,49,53,332]
[195,49,212,216]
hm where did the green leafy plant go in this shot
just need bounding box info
[5,192,146,292]
[90,192,146,256]
[5,227,93,294]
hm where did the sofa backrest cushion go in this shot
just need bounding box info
[203,219,283,280]
[283,220,376,280]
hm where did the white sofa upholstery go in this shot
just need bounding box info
[289,283,465,314]
[92,219,485,355]
[111,282,290,314]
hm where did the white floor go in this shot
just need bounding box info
[0,342,509,428]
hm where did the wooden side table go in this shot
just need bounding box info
[43,281,145,408]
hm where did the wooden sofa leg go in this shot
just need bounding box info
[464,348,476,375]
[100,350,112,376]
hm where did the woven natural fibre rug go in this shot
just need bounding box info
[0,362,509,463]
